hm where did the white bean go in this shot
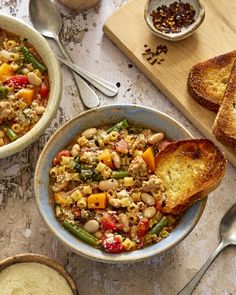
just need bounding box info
[141,193,155,206]
[148,133,165,145]
[144,206,157,218]
[71,144,80,157]
[35,106,45,115]
[118,213,129,231]
[111,151,121,169]
[99,179,119,191]
[82,128,97,139]
[27,72,42,86]
[83,220,99,233]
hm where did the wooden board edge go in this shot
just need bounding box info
[103,19,236,168]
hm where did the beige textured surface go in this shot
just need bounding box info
[0,1,235,294]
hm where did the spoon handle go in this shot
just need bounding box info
[57,57,118,97]
[178,241,229,295]
[54,36,99,109]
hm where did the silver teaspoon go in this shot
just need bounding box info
[57,57,118,97]
[29,0,99,109]
[178,203,236,295]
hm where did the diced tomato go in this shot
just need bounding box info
[40,83,49,99]
[102,213,123,231]
[5,75,28,88]
[53,150,71,165]
[157,139,172,151]
[137,219,149,237]
[102,234,124,254]
[115,139,128,154]
[155,200,163,212]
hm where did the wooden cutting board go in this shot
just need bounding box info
[103,0,236,167]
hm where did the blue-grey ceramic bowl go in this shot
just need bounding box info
[34,104,207,263]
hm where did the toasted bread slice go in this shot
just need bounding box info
[155,139,226,215]
[188,51,236,112]
[212,60,236,147]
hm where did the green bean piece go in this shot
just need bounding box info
[112,170,129,179]
[1,126,18,141]
[148,216,168,235]
[0,86,8,99]
[107,119,129,133]
[92,172,103,181]
[63,221,99,246]
[20,46,46,72]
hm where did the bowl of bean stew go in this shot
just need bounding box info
[0,14,62,158]
[34,104,206,263]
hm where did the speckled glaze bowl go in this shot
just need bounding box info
[0,253,77,294]
[144,0,205,41]
[0,14,62,158]
[34,104,207,263]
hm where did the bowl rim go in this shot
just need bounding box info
[0,253,77,294]
[0,13,62,158]
[34,104,207,263]
[144,0,205,41]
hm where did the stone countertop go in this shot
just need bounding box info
[0,1,235,294]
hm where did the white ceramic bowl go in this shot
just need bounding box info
[34,104,207,263]
[144,0,205,41]
[0,14,62,158]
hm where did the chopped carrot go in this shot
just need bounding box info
[142,146,155,172]
[0,63,14,82]
[98,149,113,168]
[17,88,35,105]
[87,193,107,209]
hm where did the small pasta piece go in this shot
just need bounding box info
[123,177,134,187]
[6,40,17,48]
[0,130,5,138]
[49,167,59,178]
[127,202,139,213]
[55,206,62,217]
[83,185,92,195]
[120,197,131,208]
[118,213,129,230]
[77,197,87,209]
[109,198,121,208]
[127,213,138,224]
[71,190,83,202]
[131,192,141,203]
[106,190,116,199]
[77,136,88,146]
[101,166,112,179]
[10,52,20,62]
[11,123,21,133]
[95,162,106,173]
[122,238,136,251]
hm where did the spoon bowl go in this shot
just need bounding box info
[220,203,236,245]
[178,203,236,294]
[29,0,62,39]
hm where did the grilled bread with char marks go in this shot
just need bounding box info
[155,139,226,215]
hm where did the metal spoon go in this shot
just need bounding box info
[29,0,100,109]
[178,203,236,295]
[57,56,118,97]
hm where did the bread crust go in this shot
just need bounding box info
[155,139,227,215]
[212,60,236,147]
[188,51,236,112]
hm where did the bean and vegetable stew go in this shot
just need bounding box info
[50,119,179,254]
[0,29,49,146]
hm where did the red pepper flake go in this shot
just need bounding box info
[150,1,196,34]
[142,44,168,65]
